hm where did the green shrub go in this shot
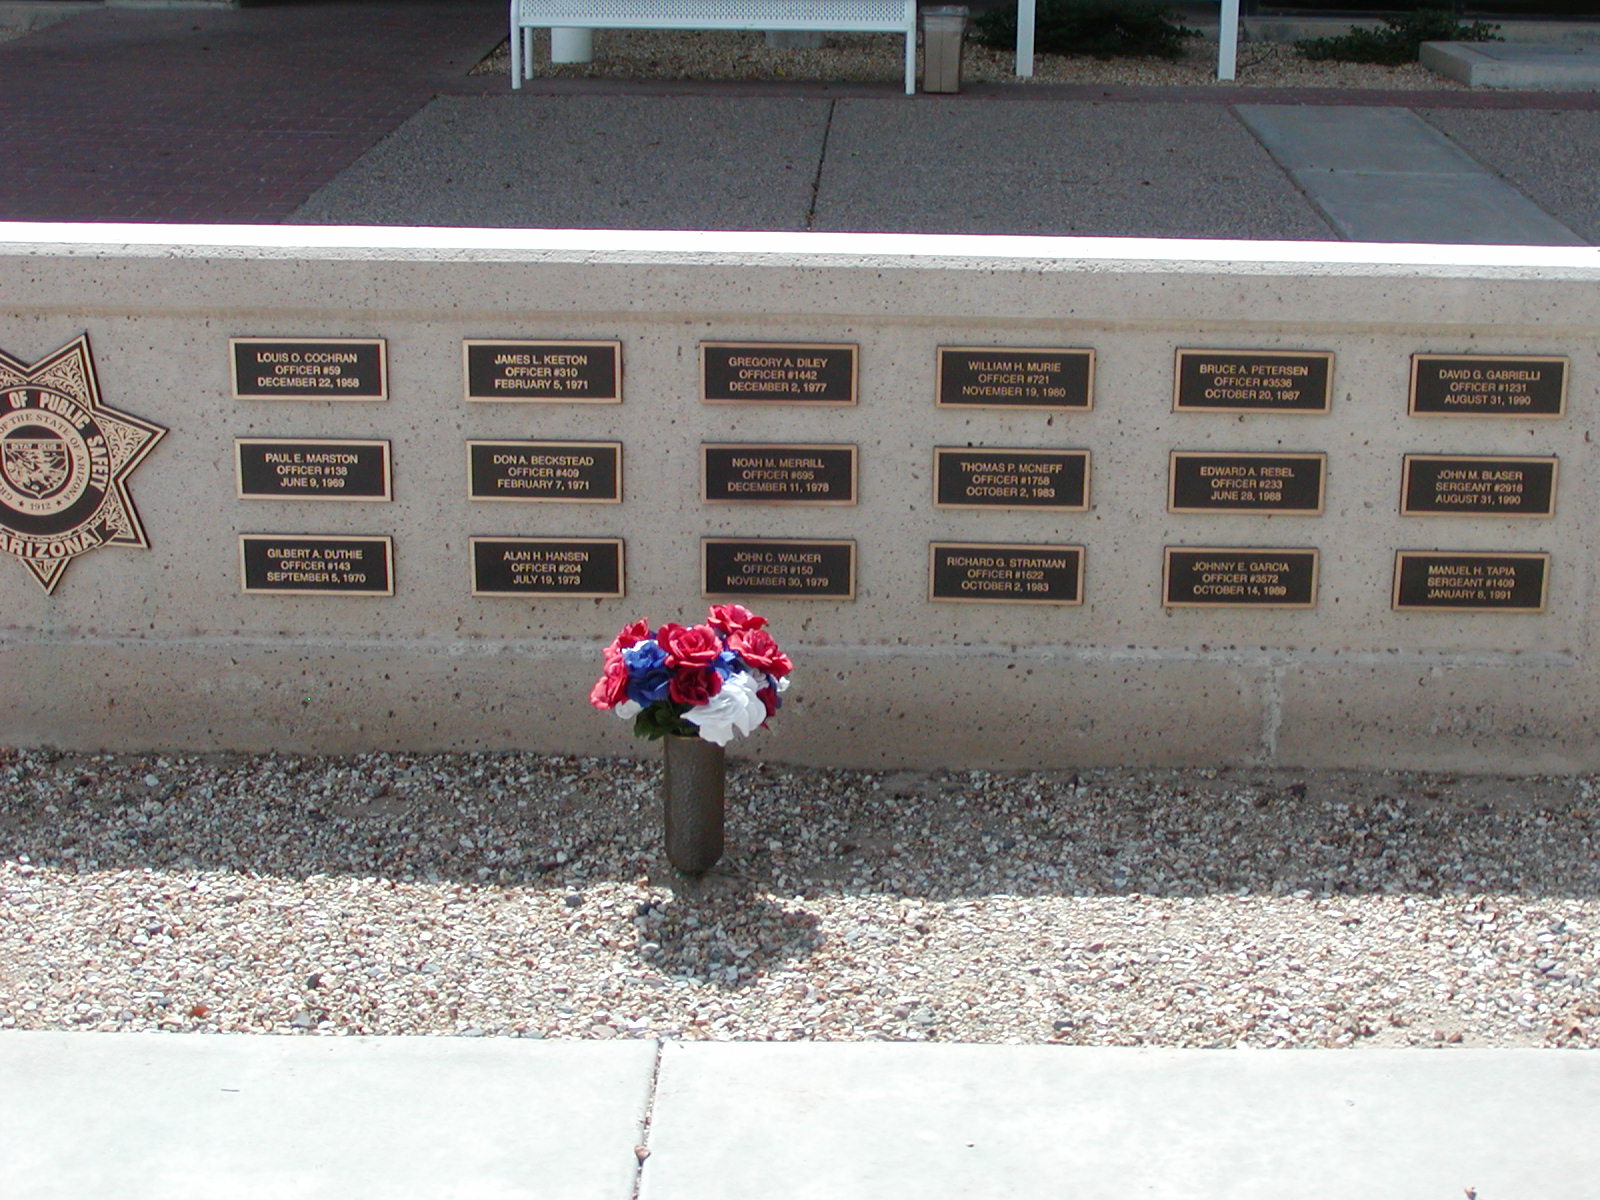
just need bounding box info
[973,0,1199,61]
[1295,9,1502,66]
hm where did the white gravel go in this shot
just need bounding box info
[3,747,1595,1047]
[477,28,1464,90]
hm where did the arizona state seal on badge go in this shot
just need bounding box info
[0,335,165,594]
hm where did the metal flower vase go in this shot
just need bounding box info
[661,734,726,873]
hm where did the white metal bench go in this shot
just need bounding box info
[510,0,921,93]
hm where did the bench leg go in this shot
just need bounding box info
[510,19,522,88]
[904,31,916,93]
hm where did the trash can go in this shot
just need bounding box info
[550,27,593,63]
[920,6,969,94]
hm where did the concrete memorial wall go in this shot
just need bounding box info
[0,224,1596,771]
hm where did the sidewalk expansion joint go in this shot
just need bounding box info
[631,1039,665,1200]
[805,99,837,231]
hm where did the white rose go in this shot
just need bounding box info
[684,672,767,745]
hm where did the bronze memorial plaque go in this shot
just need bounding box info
[1400,455,1557,518]
[701,343,857,405]
[1173,349,1333,414]
[1163,547,1318,608]
[929,542,1084,605]
[462,340,621,403]
[470,537,624,598]
[702,444,856,505]
[467,441,621,503]
[1409,355,1567,418]
[231,338,387,400]
[1393,551,1549,612]
[933,447,1090,510]
[1168,452,1326,514]
[235,439,391,501]
[702,538,855,599]
[935,346,1094,410]
[240,534,393,595]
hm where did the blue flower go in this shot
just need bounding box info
[622,639,666,673]
[626,667,673,706]
[621,639,672,705]
[711,649,744,679]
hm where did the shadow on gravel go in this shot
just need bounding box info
[637,874,825,988]
[2,748,1597,901]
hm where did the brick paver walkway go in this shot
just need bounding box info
[0,0,505,223]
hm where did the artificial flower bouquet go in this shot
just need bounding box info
[590,604,792,746]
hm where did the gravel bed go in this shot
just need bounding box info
[2,747,1596,1047]
[476,29,1463,90]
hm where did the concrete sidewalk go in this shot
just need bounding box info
[286,91,1600,244]
[4,1032,1599,1200]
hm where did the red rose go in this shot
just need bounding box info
[757,684,779,721]
[668,665,722,707]
[660,622,722,668]
[589,651,630,710]
[729,628,792,677]
[708,604,767,636]
[609,619,650,653]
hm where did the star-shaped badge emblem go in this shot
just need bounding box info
[0,335,166,594]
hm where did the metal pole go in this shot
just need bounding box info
[1016,0,1036,77]
[1217,0,1240,81]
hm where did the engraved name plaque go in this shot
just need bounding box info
[701,343,857,405]
[935,347,1094,410]
[703,444,856,505]
[1410,355,1567,418]
[463,340,621,403]
[467,441,622,503]
[933,448,1090,510]
[231,338,387,401]
[1173,350,1333,414]
[929,542,1084,604]
[1392,551,1548,612]
[1168,452,1325,514]
[702,538,855,599]
[1400,455,1557,518]
[240,534,393,595]
[470,537,624,597]
[236,439,391,501]
[1163,547,1318,608]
